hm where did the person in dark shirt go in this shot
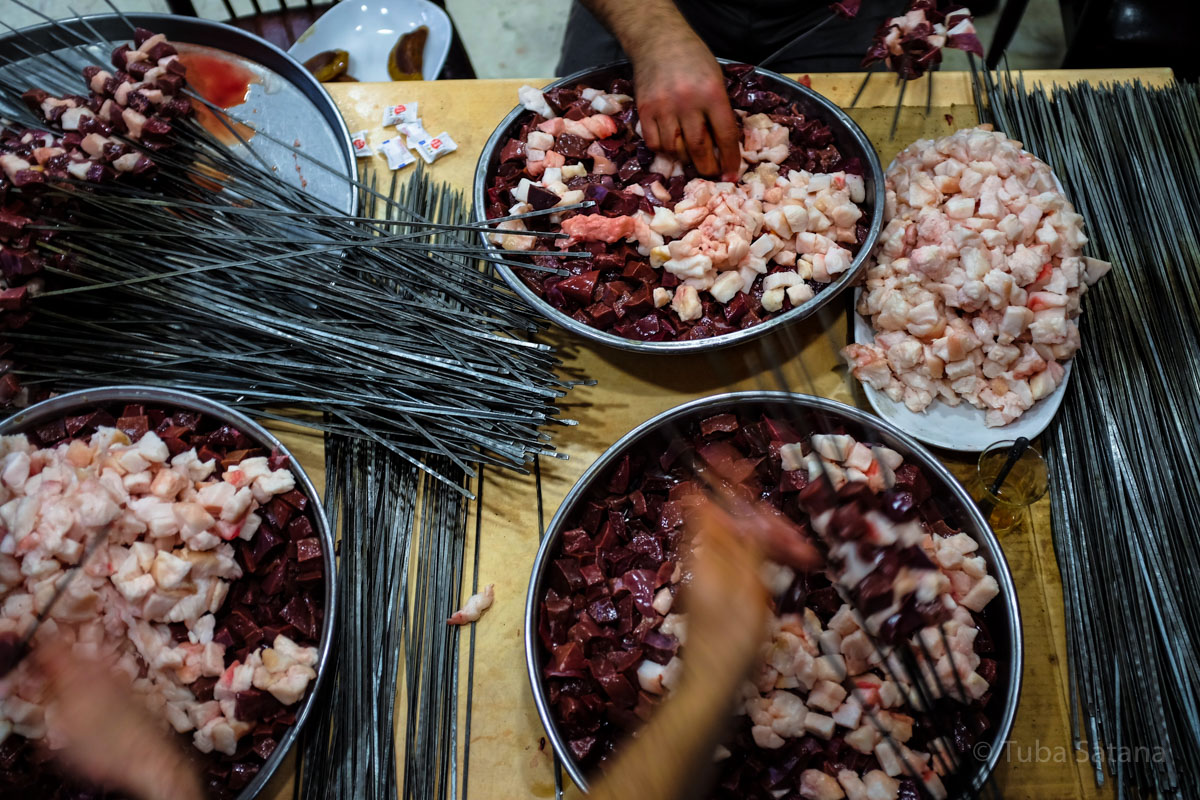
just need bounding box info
[557,0,894,178]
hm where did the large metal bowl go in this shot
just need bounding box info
[524,391,1022,794]
[0,386,337,800]
[474,61,886,354]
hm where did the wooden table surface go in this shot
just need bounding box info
[261,67,1173,800]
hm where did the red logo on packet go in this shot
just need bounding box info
[431,138,442,149]
[354,139,365,148]
[393,104,406,113]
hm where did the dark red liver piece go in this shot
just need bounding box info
[234,688,278,721]
[33,418,67,444]
[295,537,322,565]
[280,489,309,512]
[262,496,295,530]
[227,761,259,791]
[252,735,278,761]
[286,514,313,542]
[267,448,289,470]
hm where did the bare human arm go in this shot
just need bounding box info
[578,0,741,179]
[590,496,819,800]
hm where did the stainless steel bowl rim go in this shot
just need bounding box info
[0,386,337,800]
[523,390,1023,793]
[473,60,886,354]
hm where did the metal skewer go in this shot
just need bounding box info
[850,68,875,108]
[0,520,114,678]
[758,11,839,70]
[890,77,908,140]
[978,68,1200,799]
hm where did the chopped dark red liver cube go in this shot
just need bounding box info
[0,401,325,800]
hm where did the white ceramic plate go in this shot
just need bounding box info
[851,151,1075,452]
[850,296,1072,452]
[288,0,451,82]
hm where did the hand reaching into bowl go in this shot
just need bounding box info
[591,493,817,800]
[580,0,742,179]
[32,640,205,800]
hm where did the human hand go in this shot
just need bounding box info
[692,485,821,574]
[588,493,818,800]
[631,32,741,179]
[683,493,820,674]
[34,641,205,800]
[683,496,772,676]
[589,497,770,800]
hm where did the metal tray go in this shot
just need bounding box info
[474,61,885,354]
[525,390,1022,794]
[0,13,356,215]
[0,385,337,800]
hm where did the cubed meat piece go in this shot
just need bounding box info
[799,768,846,800]
[863,770,900,800]
[804,711,836,739]
[810,434,855,462]
[960,575,999,611]
[808,679,848,712]
[837,770,869,800]
[752,724,785,749]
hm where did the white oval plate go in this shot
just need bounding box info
[288,0,451,82]
[850,149,1075,452]
[851,294,1072,452]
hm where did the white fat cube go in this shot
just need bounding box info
[710,270,745,304]
[526,130,554,151]
[807,680,848,712]
[782,204,810,233]
[832,699,863,729]
[254,469,295,497]
[945,196,975,219]
[779,443,806,472]
[751,233,779,259]
[960,575,999,611]
[763,208,791,238]
[787,283,815,306]
[763,271,801,292]
[874,741,904,777]
[761,287,786,312]
[804,711,836,740]
[511,178,535,203]
[811,434,855,462]
[845,174,866,203]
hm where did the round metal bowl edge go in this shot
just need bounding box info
[523,390,1023,794]
[0,385,337,800]
[473,61,886,354]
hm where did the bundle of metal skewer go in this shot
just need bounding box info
[0,8,581,799]
[292,173,485,800]
[299,438,475,800]
[975,71,1200,797]
[0,6,584,490]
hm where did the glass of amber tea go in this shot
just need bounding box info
[972,440,1049,534]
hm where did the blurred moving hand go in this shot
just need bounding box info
[34,641,205,800]
[591,493,817,800]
